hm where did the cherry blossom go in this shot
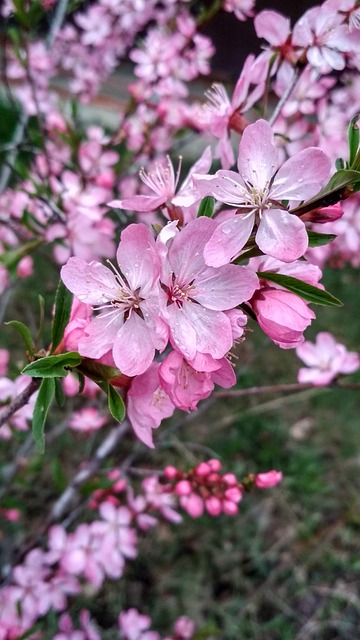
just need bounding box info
[193,119,331,265]
[61,224,167,376]
[157,217,259,361]
[296,332,360,385]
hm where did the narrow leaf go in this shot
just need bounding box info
[32,378,55,453]
[307,230,336,247]
[22,351,82,378]
[54,377,65,407]
[107,383,126,422]
[51,279,73,353]
[348,114,360,167]
[257,271,342,307]
[5,320,34,355]
[197,196,215,218]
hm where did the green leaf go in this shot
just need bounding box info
[22,351,82,378]
[348,114,360,167]
[51,279,73,353]
[107,383,126,422]
[5,320,34,355]
[54,377,65,408]
[0,239,42,270]
[78,358,120,383]
[32,378,55,453]
[307,230,336,247]
[197,196,215,218]
[257,272,343,307]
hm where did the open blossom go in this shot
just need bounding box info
[158,217,259,361]
[296,332,360,385]
[159,350,236,412]
[193,119,331,266]
[200,54,265,168]
[118,608,160,640]
[108,147,212,218]
[292,1,360,73]
[61,223,167,376]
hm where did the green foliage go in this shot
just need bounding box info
[50,279,73,353]
[257,271,342,306]
[5,320,34,356]
[307,230,336,247]
[197,196,215,218]
[104,382,126,422]
[32,377,55,453]
[22,351,82,378]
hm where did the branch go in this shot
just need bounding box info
[269,66,300,127]
[214,380,360,398]
[0,378,41,429]
[48,420,130,522]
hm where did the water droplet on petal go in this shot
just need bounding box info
[222,227,231,235]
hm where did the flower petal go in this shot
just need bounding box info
[116,223,159,294]
[61,257,118,305]
[237,119,279,190]
[194,264,259,309]
[204,213,255,267]
[271,148,331,201]
[113,313,155,376]
[256,210,308,262]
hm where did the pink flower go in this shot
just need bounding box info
[127,363,175,448]
[108,147,212,217]
[223,0,255,21]
[201,55,265,167]
[293,2,360,73]
[159,350,236,412]
[255,470,283,489]
[61,224,167,376]
[193,119,331,265]
[118,608,160,640]
[158,217,259,361]
[296,332,360,386]
[68,408,107,434]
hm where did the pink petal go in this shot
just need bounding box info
[254,10,290,45]
[271,148,331,201]
[167,304,197,360]
[168,217,215,285]
[183,304,233,359]
[79,313,122,360]
[256,210,308,262]
[194,264,259,309]
[204,213,255,267]
[108,194,165,212]
[61,257,118,305]
[113,313,155,376]
[193,170,247,207]
[237,119,279,190]
[116,223,159,294]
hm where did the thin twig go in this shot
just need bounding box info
[269,66,300,127]
[0,378,41,429]
[48,420,130,522]
[214,380,360,398]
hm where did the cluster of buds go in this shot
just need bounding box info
[163,460,282,518]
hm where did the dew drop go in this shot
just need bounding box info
[222,227,231,235]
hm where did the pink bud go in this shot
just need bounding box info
[175,480,192,496]
[16,256,33,278]
[223,473,237,486]
[181,494,204,518]
[224,487,243,502]
[195,462,211,477]
[223,500,239,515]
[207,458,222,472]
[2,508,21,522]
[205,496,222,516]
[164,465,179,480]
[255,470,283,488]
